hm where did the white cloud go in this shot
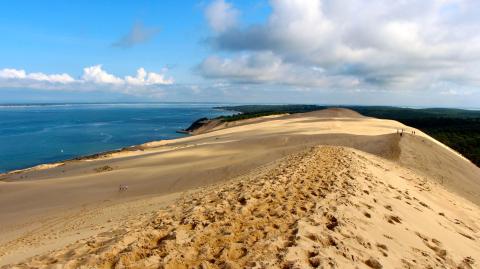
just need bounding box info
[199,51,334,87]
[0,68,74,83]
[0,68,27,79]
[125,68,174,85]
[0,65,174,94]
[200,0,480,94]
[205,0,239,33]
[82,65,124,84]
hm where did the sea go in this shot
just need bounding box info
[0,103,236,173]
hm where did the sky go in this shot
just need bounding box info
[0,0,479,107]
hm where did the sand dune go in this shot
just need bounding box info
[5,146,480,268]
[0,108,479,267]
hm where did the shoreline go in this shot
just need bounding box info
[0,139,169,178]
[0,110,289,178]
[0,110,241,177]
[0,104,238,176]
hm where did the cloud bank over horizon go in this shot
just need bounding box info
[0,65,173,95]
[200,0,480,97]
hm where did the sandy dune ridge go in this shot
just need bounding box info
[5,146,479,268]
[0,108,479,267]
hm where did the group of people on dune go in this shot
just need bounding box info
[397,128,416,136]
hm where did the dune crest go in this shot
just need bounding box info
[292,108,366,119]
[1,109,479,267]
[7,146,479,268]
[189,108,365,135]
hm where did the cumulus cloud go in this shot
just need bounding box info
[205,0,239,33]
[125,67,174,85]
[82,65,124,84]
[0,68,74,83]
[200,0,480,93]
[0,66,174,94]
[198,51,359,88]
[112,22,160,48]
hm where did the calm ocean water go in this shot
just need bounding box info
[0,103,236,173]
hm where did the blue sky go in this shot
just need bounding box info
[0,0,479,107]
[0,1,269,80]
[1,1,212,80]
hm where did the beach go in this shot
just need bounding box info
[1,108,479,268]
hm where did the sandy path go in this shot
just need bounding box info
[6,146,479,268]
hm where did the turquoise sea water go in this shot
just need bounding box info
[0,103,235,173]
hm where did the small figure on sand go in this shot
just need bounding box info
[119,184,128,192]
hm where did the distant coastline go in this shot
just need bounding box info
[1,102,479,110]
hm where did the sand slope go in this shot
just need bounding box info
[0,108,479,266]
[6,146,479,268]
